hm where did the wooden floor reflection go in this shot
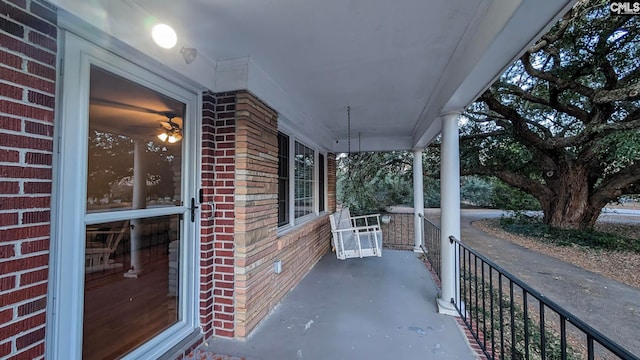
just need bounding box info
[83,249,177,360]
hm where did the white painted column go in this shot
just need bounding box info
[125,140,146,278]
[438,111,461,315]
[413,149,424,252]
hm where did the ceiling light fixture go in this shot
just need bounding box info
[157,132,169,142]
[151,23,177,49]
[157,113,183,143]
[181,47,198,64]
[157,129,183,143]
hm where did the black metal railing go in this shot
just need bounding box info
[377,212,415,250]
[450,236,639,360]
[420,214,441,281]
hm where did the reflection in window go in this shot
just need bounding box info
[294,141,314,218]
[83,215,180,359]
[84,65,186,359]
[86,65,184,213]
[86,131,182,212]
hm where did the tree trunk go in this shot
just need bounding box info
[542,166,600,230]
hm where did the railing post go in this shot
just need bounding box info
[438,111,461,316]
[412,149,424,253]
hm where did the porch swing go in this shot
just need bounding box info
[329,106,383,260]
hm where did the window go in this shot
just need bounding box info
[277,132,290,226]
[278,131,325,228]
[294,141,314,218]
[319,153,325,212]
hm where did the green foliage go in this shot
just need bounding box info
[337,152,414,212]
[498,217,640,253]
[490,179,541,211]
[596,129,640,174]
[423,177,440,207]
[337,151,543,212]
[338,152,498,211]
[460,176,493,207]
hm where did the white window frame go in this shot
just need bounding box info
[277,123,328,232]
[47,31,201,360]
[293,140,315,220]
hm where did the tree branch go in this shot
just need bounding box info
[593,117,640,132]
[480,90,556,151]
[623,109,640,123]
[460,131,506,142]
[502,83,590,121]
[593,16,629,89]
[521,52,595,98]
[619,66,640,87]
[462,165,553,201]
[592,161,640,206]
[593,82,640,103]
[528,2,579,53]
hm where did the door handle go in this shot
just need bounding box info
[190,197,199,222]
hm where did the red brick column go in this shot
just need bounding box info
[200,91,333,340]
[0,0,57,358]
[201,91,238,338]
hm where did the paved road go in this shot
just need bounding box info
[455,209,640,358]
[601,207,640,216]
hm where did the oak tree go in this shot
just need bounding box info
[462,0,640,229]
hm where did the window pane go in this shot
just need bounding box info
[87,66,184,213]
[319,153,325,212]
[277,132,290,226]
[83,215,180,359]
[294,141,314,218]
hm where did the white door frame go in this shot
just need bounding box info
[47,31,202,360]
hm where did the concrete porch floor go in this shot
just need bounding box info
[200,250,477,359]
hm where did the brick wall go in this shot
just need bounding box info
[237,215,330,336]
[0,0,57,358]
[233,91,279,337]
[201,91,237,338]
[168,79,337,350]
[232,92,332,337]
[201,91,333,338]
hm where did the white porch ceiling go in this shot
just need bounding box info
[51,0,576,152]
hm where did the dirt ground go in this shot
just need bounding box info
[474,217,640,290]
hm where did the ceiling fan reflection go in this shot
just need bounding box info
[157,113,182,143]
[89,97,184,143]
